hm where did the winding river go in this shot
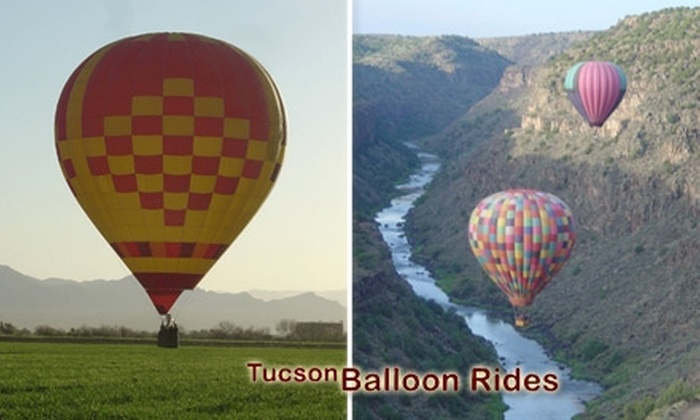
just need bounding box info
[374,147,602,419]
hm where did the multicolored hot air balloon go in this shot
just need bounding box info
[55,33,286,317]
[467,189,576,327]
[564,61,626,127]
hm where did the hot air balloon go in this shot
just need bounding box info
[55,33,286,340]
[564,61,626,127]
[467,189,575,327]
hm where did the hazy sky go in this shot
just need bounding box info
[0,1,348,295]
[354,0,699,37]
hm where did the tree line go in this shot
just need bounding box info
[0,319,345,342]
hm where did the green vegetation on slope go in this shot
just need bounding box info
[353,270,505,420]
[353,35,511,219]
[354,35,510,142]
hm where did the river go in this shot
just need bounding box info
[374,148,602,419]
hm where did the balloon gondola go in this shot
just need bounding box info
[54,33,286,346]
[467,189,576,327]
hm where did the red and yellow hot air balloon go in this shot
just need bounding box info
[467,189,575,327]
[55,33,286,316]
[564,61,626,127]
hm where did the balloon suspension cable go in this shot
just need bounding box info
[170,289,194,320]
[161,313,175,328]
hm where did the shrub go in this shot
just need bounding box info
[665,113,680,124]
[579,339,609,361]
[623,396,655,420]
[656,380,697,408]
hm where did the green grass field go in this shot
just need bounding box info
[0,341,346,419]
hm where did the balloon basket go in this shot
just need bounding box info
[157,315,179,348]
[157,328,178,348]
[512,306,531,329]
[514,316,530,328]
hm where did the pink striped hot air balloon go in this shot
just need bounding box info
[564,61,626,127]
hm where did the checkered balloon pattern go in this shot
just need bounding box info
[55,33,286,314]
[467,189,576,307]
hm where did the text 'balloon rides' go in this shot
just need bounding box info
[467,190,576,325]
[55,33,286,315]
[564,61,626,127]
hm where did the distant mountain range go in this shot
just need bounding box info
[246,289,346,306]
[0,265,346,333]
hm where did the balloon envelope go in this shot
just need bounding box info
[564,61,626,127]
[55,33,286,314]
[467,189,576,307]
